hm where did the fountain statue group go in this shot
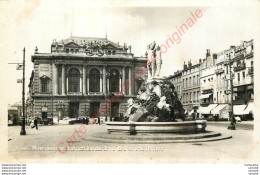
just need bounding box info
[122,41,185,122]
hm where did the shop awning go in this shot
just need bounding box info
[198,104,218,114]
[233,105,247,115]
[199,93,212,100]
[244,103,255,114]
[211,104,229,115]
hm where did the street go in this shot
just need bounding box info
[8,121,256,163]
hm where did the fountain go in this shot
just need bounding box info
[106,41,206,135]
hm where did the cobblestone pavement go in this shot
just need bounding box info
[8,121,257,163]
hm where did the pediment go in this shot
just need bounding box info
[103,43,117,49]
[65,42,80,48]
[40,75,51,80]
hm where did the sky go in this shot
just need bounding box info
[0,0,259,107]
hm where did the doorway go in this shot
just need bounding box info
[69,102,79,118]
[90,102,100,118]
[111,102,119,121]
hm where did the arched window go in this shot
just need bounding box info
[110,69,120,92]
[68,68,80,92]
[89,68,100,92]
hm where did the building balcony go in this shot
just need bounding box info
[67,92,82,95]
[215,68,224,74]
[234,63,246,72]
[201,84,214,91]
[248,67,254,75]
[245,52,253,59]
[233,54,245,61]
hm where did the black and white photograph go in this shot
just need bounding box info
[0,0,259,173]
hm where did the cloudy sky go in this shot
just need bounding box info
[0,0,259,107]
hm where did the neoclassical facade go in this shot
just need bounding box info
[29,36,146,121]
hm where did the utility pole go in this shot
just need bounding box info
[20,47,26,135]
[226,52,235,130]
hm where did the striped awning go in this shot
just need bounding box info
[211,104,229,115]
[233,105,247,115]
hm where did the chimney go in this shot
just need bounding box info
[188,60,192,68]
[213,53,217,65]
[206,49,211,57]
[183,62,187,70]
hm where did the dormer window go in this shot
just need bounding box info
[108,50,111,55]
[66,49,69,53]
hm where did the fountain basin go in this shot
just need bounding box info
[106,120,207,135]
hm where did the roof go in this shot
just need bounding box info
[53,36,123,48]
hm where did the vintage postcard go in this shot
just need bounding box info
[0,0,260,164]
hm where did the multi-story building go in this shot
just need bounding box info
[28,36,146,122]
[232,40,254,119]
[199,50,219,118]
[166,70,182,100]
[199,39,254,119]
[181,60,200,114]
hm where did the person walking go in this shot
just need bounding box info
[34,117,38,130]
[98,117,100,125]
[86,117,89,125]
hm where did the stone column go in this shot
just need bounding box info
[83,65,86,95]
[100,76,102,93]
[66,77,68,94]
[128,66,132,95]
[122,67,125,94]
[80,77,82,93]
[52,63,58,95]
[103,66,106,94]
[62,65,66,95]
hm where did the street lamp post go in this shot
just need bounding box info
[20,47,26,135]
[226,52,236,130]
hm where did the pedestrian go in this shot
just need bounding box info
[98,117,100,125]
[86,117,89,125]
[82,117,86,124]
[192,112,195,120]
[34,117,38,130]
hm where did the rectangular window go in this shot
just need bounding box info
[243,71,245,79]
[41,80,48,93]
[226,66,229,74]
[238,73,240,82]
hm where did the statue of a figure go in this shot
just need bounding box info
[146,41,162,79]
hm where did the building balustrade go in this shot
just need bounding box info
[215,68,224,74]
[234,63,246,71]
[245,52,253,59]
